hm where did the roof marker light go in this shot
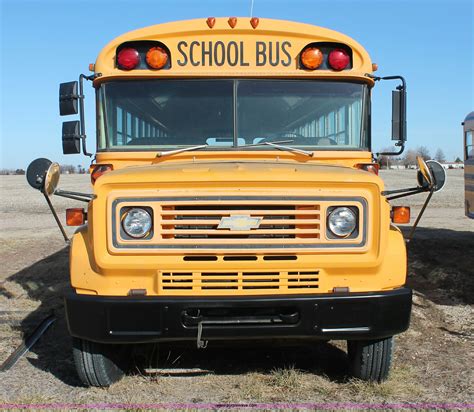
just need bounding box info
[228,17,237,28]
[328,48,350,71]
[206,17,215,28]
[300,47,324,70]
[146,46,168,69]
[117,47,140,70]
[250,17,259,28]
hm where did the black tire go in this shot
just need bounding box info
[72,337,130,387]
[347,336,394,382]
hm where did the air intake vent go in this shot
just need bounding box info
[159,270,319,295]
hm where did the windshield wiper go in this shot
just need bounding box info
[156,144,208,158]
[156,139,314,158]
[241,140,314,157]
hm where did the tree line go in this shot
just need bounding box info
[0,164,88,175]
[378,146,462,169]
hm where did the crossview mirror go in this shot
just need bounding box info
[26,157,94,243]
[26,158,60,195]
[417,159,446,193]
[59,81,79,116]
[62,121,82,154]
[382,156,447,241]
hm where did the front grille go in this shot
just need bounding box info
[158,270,319,295]
[159,202,320,243]
[111,196,367,251]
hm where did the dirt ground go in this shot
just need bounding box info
[0,170,473,407]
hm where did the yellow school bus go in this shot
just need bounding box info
[463,112,474,218]
[30,17,420,387]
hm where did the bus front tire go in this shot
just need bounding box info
[72,337,130,387]
[347,336,394,382]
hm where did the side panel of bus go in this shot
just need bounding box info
[465,125,474,218]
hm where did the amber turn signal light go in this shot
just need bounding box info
[356,163,379,175]
[146,46,168,69]
[392,206,410,224]
[90,164,113,184]
[300,47,323,70]
[66,208,86,226]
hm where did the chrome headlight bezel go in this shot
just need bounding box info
[121,207,153,239]
[327,206,358,238]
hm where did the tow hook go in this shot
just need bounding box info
[182,310,208,349]
[196,320,208,349]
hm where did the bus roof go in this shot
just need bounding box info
[464,111,474,122]
[93,17,374,85]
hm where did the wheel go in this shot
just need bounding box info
[347,336,394,382]
[72,337,131,387]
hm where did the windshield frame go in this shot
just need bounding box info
[96,78,371,153]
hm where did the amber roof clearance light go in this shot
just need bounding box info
[146,46,168,69]
[228,17,237,28]
[300,47,324,70]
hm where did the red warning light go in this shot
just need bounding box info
[328,49,350,71]
[117,47,140,70]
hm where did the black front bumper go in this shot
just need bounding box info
[65,288,412,344]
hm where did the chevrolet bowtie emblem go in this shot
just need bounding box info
[217,215,262,231]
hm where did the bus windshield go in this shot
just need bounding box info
[98,79,368,151]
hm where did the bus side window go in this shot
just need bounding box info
[466,131,473,159]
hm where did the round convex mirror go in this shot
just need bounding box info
[426,160,447,192]
[26,158,52,191]
[416,156,434,189]
[44,162,61,196]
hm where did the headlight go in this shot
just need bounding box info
[327,207,357,238]
[122,208,152,238]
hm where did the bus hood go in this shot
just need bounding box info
[95,160,384,190]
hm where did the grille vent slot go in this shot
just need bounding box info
[159,271,319,294]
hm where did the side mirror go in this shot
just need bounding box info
[59,81,79,116]
[375,75,407,157]
[392,88,407,142]
[62,121,81,154]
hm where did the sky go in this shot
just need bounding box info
[0,0,473,169]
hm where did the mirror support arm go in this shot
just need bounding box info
[377,142,405,157]
[406,188,435,242]
[78,74,95,157]
[42,190,69,243]
[384,187,427,201]
[367,74,407,157]
[54,189,94,203]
